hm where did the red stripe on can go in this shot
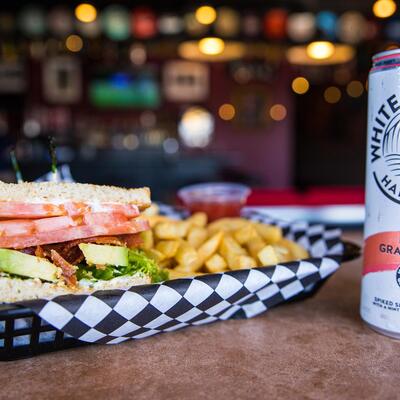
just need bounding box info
[364,231,400,275]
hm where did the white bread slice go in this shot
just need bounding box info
[0,182,151,210]
[0,273,151,303]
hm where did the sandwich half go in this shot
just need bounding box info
[0,182,166,303]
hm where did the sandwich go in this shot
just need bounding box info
[0,181,167,303]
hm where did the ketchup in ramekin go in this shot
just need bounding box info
[178,183,251,221]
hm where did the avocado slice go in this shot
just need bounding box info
[0,249,60,282]
[79,244,129,267]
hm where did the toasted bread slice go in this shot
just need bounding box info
[0,182,151,210]
[0,273,151,303]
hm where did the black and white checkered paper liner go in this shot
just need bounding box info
[16,209,343,345]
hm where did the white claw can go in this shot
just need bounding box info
[361,49,400,338]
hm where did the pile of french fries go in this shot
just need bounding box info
[141,205,309,279]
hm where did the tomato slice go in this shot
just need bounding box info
[0,201,140,219]
[82,212,128,226]
[61,202,90,217]
[0,220,35,236]
[0,218,149,249]
[0,213,129,239]
[34,216,78,233]
[0,215,84,236]
[0,202,63,219]
[90,203,139,217]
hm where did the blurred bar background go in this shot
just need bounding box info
[0,0,396,204]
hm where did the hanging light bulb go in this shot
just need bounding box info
[198,37,225,55]
[306,41,335,60]
[287,43,354,66]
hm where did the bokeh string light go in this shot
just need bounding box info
[346,80,364,98]
[65,34,83,52]
[215,7,240,37]
[178,107,214,148]
[292,77,310,94]
[75,3,97,23]
[102,5,130,41]
[316,11,337,39]
[195,6,217,25]
[269,104,287,121]
[372,0,397,19]
[218,104,235,121]
[287,12,316,42]
[324,86,341,103]
[10,5,400,45]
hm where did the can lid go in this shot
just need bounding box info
[372,48,400,63]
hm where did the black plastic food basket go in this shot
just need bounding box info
[0,241,359,361]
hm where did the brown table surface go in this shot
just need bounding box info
[1,231,400,400]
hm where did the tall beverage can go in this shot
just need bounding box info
[362,49,400,338]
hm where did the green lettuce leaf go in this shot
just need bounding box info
[76,249,169,283]
[128,249,169,283]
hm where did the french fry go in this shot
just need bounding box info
[140,230,154,250]
[205,254,227,273]
[145,248,166,263]
[142,208,310,279]
[142,203,159,216]
[156,240,180,258]
[254,223,282,244]
[229,255,258,270]
[187,212,208,228]
[145,215,172,228]
[155,221,189,239]
[219,235,247,259]
[168,269,203,279]
[246,237,266,259]
[219,235,248,269]
[198,231,224,261]
[159,258,175,269]
[278,239,309,260]
[208,218,248,234]
[175,241,199,270]
[187,226,208,248]
[257,245,279,266]
[233,223,258,245]
[272,244,291,263]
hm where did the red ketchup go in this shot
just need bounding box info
[178,183,251,221]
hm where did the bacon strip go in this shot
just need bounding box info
[85,236,126,247]
[18,233,143,266]
[35,245,45,258]
[50,249,77,287]
[123,233,143,248]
